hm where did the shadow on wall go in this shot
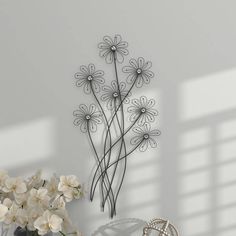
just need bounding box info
[161,68,236,236]
[91,218,146,236]
[1,58,236,236]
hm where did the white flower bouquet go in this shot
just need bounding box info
[0,170,83,236]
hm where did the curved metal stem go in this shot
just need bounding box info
[89,84,115,210]
[104,74,136,162]
[102,99,125,216]
[87,123,114,211]
[113,57,127,216]
[91,141,142,196]
[90,115,140,200]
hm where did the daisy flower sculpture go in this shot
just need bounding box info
[73,35,160,218]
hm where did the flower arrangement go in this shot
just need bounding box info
[0,170,83,236]
[73,35,160,218]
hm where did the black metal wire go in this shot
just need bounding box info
[100,55,127,214]
[113,100,127,215]
[102,99,125,216]
[102,75,137,167]
[91,140,143,195]
[112,56,127,215]
[89,114,141,201]
[89,84,115,210]
[87,122,115,212]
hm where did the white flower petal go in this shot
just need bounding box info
[15,181,27,194]
[3,198,12,208]
[148,138,157,148]
[114,34,122,45]
[103,36,113,46]
[130,136,142,145]
[139,140,148,152]
[129,58,138,69]
[0,204,8,221]
[88,63,95,74]
[138,57,145,68]
[49,214,63,233]
[105,52,114,64]
[135,76,144,88]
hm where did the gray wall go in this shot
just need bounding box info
[1,0,236,235]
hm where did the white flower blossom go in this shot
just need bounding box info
[0,171,82,235]
[27,170,43,189]
[26,207,44,231]
[46,174,59,198]
[51,195,65,209]
[34,210,63,235]
[16,208,28,228]
[2,198,12,209]
[0,203,8,221]
[15,193,28,208]
[54,208,72,233]
[63,190,74,202]
[58,175,80,192]
[4,203,27,227]
[3,177,27,195]
[4,202,20,225]
[58,175,82,202]
[28,188,50,207]
[63,188,82,202]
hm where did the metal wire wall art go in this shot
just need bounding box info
[73,35,160,218]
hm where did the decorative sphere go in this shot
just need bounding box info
[141,108,146,113]
[111,45,117,51]
[85,115,91,120]
[142,218,179,236]
[113,92,119,98]
[87,75,93,81]
[136,68,142,74]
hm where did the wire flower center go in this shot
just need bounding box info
[110,45,117,52]
[87,75,93,81]
[140,107,146,113]
[136,68,142,75]
[143,133,149,140]
[85,115,91,120]
[112,92,119,98]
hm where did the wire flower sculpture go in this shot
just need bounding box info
[75,64,105,94]
[123,57,154,87]
[73,34,160,218]
[131,123,161,152]
[101,80,131,110]
[73,104,103,133]
[128,96,158,125]
[98,35,129,63]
